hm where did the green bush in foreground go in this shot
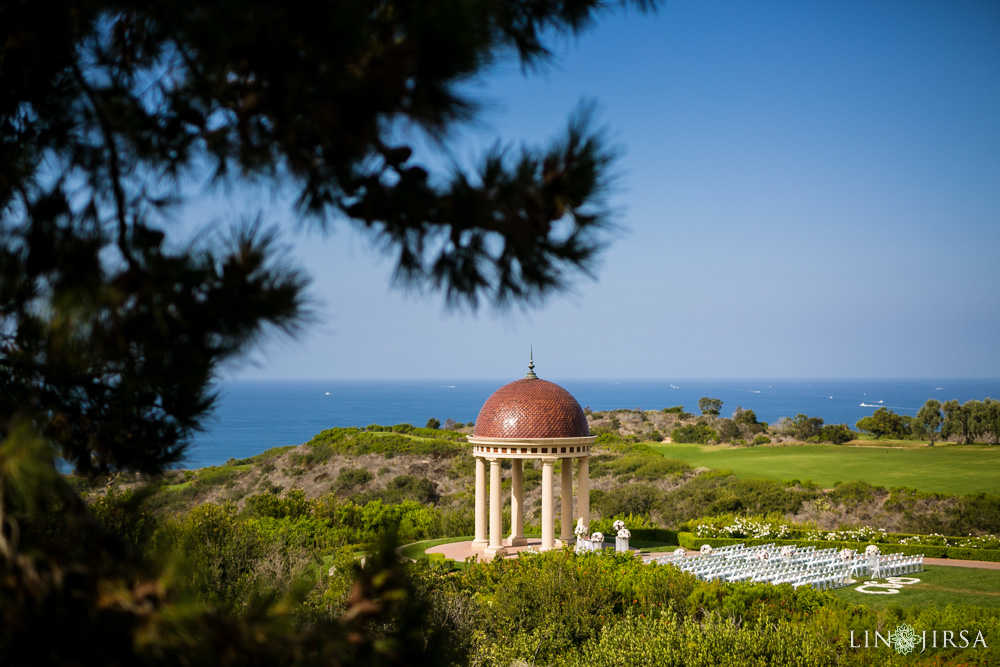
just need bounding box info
[415,548,1000,667]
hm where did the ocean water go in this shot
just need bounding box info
[180,378,1000,469]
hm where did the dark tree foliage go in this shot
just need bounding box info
[698,396,722,416]
[818,423,854,445]
[1,0,658,663]
[789,413,824,441]
[913,398,944,446]
[733,407,760,426]
[716,418,742,443]
[855,407,906,440]
[942,398,996,445]
[1,0,651,473]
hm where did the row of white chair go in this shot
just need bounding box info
[643,544,924,592]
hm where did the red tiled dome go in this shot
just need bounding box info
[473,378,590,439]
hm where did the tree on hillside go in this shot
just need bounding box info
[790,413,824,441]
[912,399,943,446]
[855,407,906,440]
[732,406,766,437]
[698,397,723,416]
[716,418,742,443]
[0,0,658,662]
[942,399,980,444]
[982,399,1000,445]
[818,423,854,444]
[670,421,717,445]
[733,407,760,427]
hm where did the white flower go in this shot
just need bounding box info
[700,544,713,555]
[756,550,770,561]
[574,518,589,536]
[674,547,687,558]
[612,520,626,532]
[590,532,604,544]
[617,528,631,539]
[865,545,880,556]
[780,545,795,557]
[839,548,855,560]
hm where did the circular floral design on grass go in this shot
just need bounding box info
[855,577,920,595]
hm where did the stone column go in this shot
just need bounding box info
[576,456,590,529]
[485,458,507,557]
[509,459,527,546]
[540,458,556,551]
[559,459,573,544]
[472,456,487,548]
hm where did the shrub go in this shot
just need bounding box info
[670,422,717,444]
[306,426,466,457]
[659,474,817,526]
[244,489,312,519]
[827,480,882,509]
[630,458,692,481]
[819,423,854,444]
[593,483,662,519]
[90,487,158,551]
[716,419,741,443]
[594,431,626,445]
[195,465,243,488]
[751,435,771,446]
[160,503,267,612]
[789,414,824,440]
[333,467,374,493]
[351,475,439,505]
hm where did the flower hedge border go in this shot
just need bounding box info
[676,532,1000,563]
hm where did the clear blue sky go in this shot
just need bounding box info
[216,0,1000,381]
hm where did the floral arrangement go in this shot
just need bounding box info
[780,545,795,557]
[839,548,855,560]
[755,550,770,561]
[954,534,1000,550]
[865,545,880,556]
[590,532,604,544]
[700,544,713,555]
[574,519,589,537]
[804,526,888,543]
[617,528,631,539]
[692,518,1000,551]
[693,516,793,540]
[612,520,626,532]
[674,548,687,558]
[898,532,949,547]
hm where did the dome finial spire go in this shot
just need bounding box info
[525,347,537,379]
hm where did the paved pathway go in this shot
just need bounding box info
[923,557,1000,570]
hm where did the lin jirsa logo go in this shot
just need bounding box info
[890,624,920,655]
[851,624,988,655]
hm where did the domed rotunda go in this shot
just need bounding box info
[468,355,595,556]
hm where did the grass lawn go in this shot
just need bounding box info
[164,480,195,491]
[650,442,1000,495]
[831,566,1000,609]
